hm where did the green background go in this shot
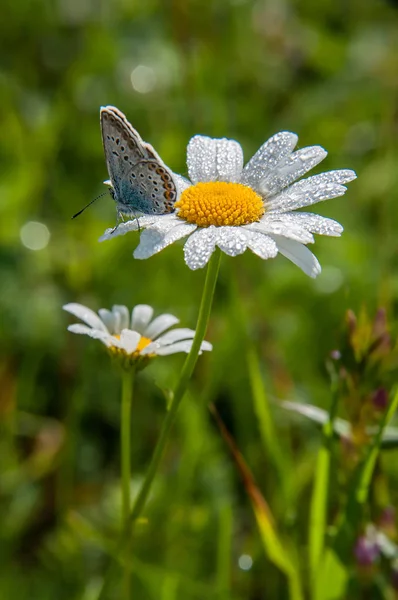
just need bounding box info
[1,0,398,598]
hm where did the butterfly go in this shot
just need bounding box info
[100,106,177,225]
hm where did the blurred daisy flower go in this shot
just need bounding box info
[63,303,212,369]
[100,132,356,277]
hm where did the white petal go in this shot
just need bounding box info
[214,227,249,256]
[98,309,116,332]
[99,216,160,242]
[134,223,196,259]
[63,303,108,332]
[112,305,129,333]
[247,219,314,244]
[187,135,244,184]
[271,235,321,278]
[261,146,328,196]
[241,132,298,188]
[173,173,191,197]
[266,212,343,237]
[267,170,357,212]
[140,213,181,234]
[242,137,327,197]
[119,329,140,354]
[145,314,180,339]
[155,328,196,346]
[131,305,154,333]
[183,227,217,270]
[244,230,278,260]
[154,340,212,355]
[67,324,116,347]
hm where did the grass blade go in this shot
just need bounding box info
[209,403,303,600]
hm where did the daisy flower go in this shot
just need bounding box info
[100,132,356,277]
[63,302,212,369]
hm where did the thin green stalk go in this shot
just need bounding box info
[308,384,339,597]
[95,248,221,600]
[128,247,221,524]
[121,368,135,600]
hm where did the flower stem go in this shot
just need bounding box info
[121,368,135,599]
[129,247,221,525]
[95,249,221,600]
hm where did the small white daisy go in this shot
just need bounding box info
[100,132,356,277]
[63,302,212,369]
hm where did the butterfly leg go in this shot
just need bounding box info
[110,210,125,234]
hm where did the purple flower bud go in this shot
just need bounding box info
[330,349,341,360]
[354,534,380,566]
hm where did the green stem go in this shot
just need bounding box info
[308,383,339,598]
[129,247,221,524]
[95,249,221,600]
[121,368,135,600]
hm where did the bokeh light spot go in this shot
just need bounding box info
[20,221,50,251]
[131,65,156,94]
[238,554,253,570]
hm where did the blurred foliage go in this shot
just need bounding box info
[1,0,398,598]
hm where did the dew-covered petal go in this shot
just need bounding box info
[99,215,160,242]
[183,227,217,270]
[145,314,180,339]
[119,329,140,354]
[131,305,154,333]
[263,146,328,196]
[138,214,185,235]
[187,135,244,184]
[267,170,357,212]
[266,212,344,237]
[247,219,314,244]
[153,340,212,355]
[244,231,279,260]
[134,223,196,259]
[63,303,108,332]
[241,132,298,188]
[112,305,129,333]
[244,144,328,198]
[271,235,321,278]
[98,309,116,332]
[215,227,249,256]
[67,324,117,347]
[156,328,196,346]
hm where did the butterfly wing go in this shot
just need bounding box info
[100,106,176,215]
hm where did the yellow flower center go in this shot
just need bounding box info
[113,334,152,355]
[109,334,154,371]
[175,182,264,227]
[136,336,152,353]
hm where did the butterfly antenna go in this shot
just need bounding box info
[71,192,109,219]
